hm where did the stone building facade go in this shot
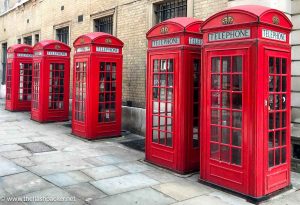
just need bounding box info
[0,0,300,169]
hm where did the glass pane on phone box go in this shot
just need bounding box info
[100,63,105,71]
[233,56,242,72]
[233,75,242,91]
[220,146,230,163]
[282,58,287,74]
[160,60,167,71]
[166,133,172,146]
[211,109,220,125]
[160,88,166,100]
[232,148,241,165]
[210,143,219,160]
[232,93,242,109]
[167,89,173,101]
[160,102,166,114]
[222,92,230,108]
[222,75,230,90]
[222,57,231,73]
[212,58,220,73]
[167,74,173,86]
[221,127,230,144]
[269,57,274,74]
[160,74,166,86]
[211,126,219,142]
[211,75,220,89]
[211,92,220,107]
[233,112,242,128]
[153,60,159,72]
[276,58,280,74]
[152,130,159,142]
[222,110,230,126]
[112,63,116,71]
[232,130,241,146]
[168,59,173,72]
[106,63,111,71]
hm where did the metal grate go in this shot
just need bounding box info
[18,142,56,153]
[120,139,145,152]
[94,15,113,34]
[154,0,187,24]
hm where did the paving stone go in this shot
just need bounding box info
[29,151,82,164]
[186,173,200,182]
[142,169,184,183]
[20,187,84,205]
[0,156,26,177]
[83,157,108,167]
[82,165,128,180]
[11,157,36,167]
[90,187,175,205]
[91,173,159,195]
[42,171,92,187]
[1,172,54,196]
[116,161,153,173]
[95,155,126,164]
[64,183,107,202]
[209,191,252,205]
[171,195,234,205]
[262,189,300,205]
[28,159,95,176]
[0,138,33,146]
[152,180,213,201]
[0,144,23,152]
[291,172,300,189]
[1,150,32,159]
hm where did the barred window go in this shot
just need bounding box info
[56,27,69,45]
[23,36,32,46]
[94,15,113,34]
[154,0,187,24]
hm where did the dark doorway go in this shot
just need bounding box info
[1,42,7,85]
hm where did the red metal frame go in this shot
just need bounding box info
[5,44,33,112]
[72,32,124,139]
[200,5,292,199]
[31,40,71,122]
[146,17,203,174]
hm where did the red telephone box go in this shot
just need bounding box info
[146,18,203,174]
[31,40,71,122]
[5,44,33,111]
[200,5,292,201]
[72,32,123,139]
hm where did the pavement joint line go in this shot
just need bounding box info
[139,159,198,178]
